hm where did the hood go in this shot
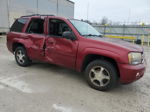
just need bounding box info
[89,37,143,52]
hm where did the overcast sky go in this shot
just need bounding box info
[71,0,150,24]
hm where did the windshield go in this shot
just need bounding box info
[70,19,102,37]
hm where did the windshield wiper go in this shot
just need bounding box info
[82,34,103,37]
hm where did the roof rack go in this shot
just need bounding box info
[21,14,55,17]
[40,14,55,16]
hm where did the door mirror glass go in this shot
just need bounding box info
[62,31,76,40]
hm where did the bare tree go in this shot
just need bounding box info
[100,17,109,25]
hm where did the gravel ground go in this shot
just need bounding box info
[0,36,150,112]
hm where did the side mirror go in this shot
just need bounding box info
[62,31,76,41]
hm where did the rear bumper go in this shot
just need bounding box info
[118,62,146,84]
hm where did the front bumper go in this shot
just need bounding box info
[118,62,146,84]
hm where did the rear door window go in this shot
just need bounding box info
[26,19,44,34]
[10,18,28,32]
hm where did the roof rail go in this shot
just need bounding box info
[21,14,40,17]
[21,14,55,17]
[40,14,55,17]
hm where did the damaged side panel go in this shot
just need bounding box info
[26,34,46,61]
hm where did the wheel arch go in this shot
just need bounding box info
[81,54,120,78]
[12,42,26,53]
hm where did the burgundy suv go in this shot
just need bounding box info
[7,15,146,91]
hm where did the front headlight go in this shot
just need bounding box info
[128,52,142,65]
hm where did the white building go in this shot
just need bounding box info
[0,0,74,33]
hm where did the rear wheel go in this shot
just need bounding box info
[15,47,31,67]
[84,60,118,91]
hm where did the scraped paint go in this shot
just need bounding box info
[52,104,72,112]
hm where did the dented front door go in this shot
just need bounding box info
[26,34,46,60]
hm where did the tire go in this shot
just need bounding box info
[14,47,31,67]
[84,60,118,91]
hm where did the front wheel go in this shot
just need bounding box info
[84,60,118,91]
[15,47,31,67]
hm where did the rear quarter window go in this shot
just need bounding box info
[10,18,28,32]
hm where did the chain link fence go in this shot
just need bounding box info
[93,25,150,44]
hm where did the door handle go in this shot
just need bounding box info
[24,36,29,39]
[48,41,55,45]
[49,41,54,44]
[48,40,55,45]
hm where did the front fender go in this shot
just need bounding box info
[76,47,128,72]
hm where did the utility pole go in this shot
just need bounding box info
[87,2,89,21]
[6,0,10,28]
[123,24,125,36]
[57,0,58,16]
[37,0,38,14]
[127,9,131,24]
